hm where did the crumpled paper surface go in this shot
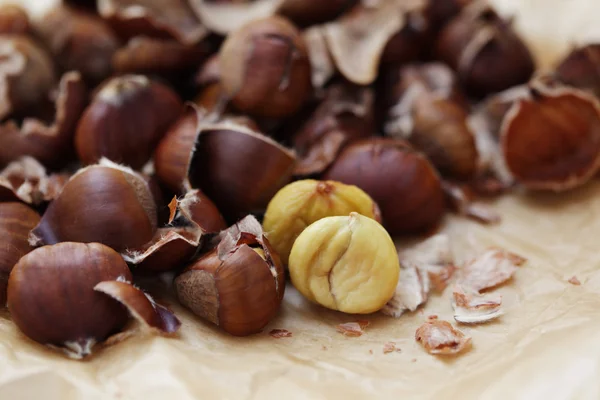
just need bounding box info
[2,0,600,399]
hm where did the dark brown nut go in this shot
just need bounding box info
[98,0,207,45]
[174,215,284,336]
[435,4,535,97]
[0,157,68,205]
[0,5,30,35]
[323,138,445,235]
[381,10,430,66]
[75,75,182,169]
[555,44,600,99]
[169,189,227,233]
[501,84,600,191]
[30,160,158,252]
[292,83,375,176]
[424,0,473,32]
[0,202,39,305]
[219,16,312,118]
[0,35,55,120]
[322,1,408,85]
[187,121,296,222]
[7,242,132,358]
[278,0,355,27]
[36,6,119,83]
[113,37,210,75]
[0,72,86,169]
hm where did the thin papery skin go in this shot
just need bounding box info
[94,280,181,334]
[458,248,526,293]
[0,72,86,169]
[415,320,472,355]
[289,213,399,314]
[0,156,67,205]
[501,85,600,191]
[262,179,380,265]
[98,0,207,45]
[452,285,503,324]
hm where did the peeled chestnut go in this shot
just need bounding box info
[292,83,375,176]
[37,6,119,82]
[0,4,29,35]
[219,16,312,118]
[30,160,158,252]
[0,36,55,120]
[323,138,445,235]
[435,4,534,97]
[501,84,600,191]
[75,75,182,169]
[0,203,39,305]
[7,242,132,358]
[174,216,285,336]
[555,44,600,99]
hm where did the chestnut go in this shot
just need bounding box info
[7,242,132,358]
[75,75,183,169]
[555,44,600,99]
[0,72,86,169]
[174,215,285,336]
[278,0,355,27]
[0,35,55,120]
[323,138,445,235]
[219,16,312,118]
[98,0,206,45]
[292,83,375,176]
[113,37,211,76]
[36,5,119,83]
[381,10,430,66]
[435,4,535,97]
[0,4,29,35]
[384,64,476,180]
[0,202,39,305]
[424,0,473,32]
[501,84,600,191]
[170,189,227,233]
[30,160,158,252]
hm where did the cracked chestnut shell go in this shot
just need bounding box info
[219,16,312,118]
[75,75,182,169]
[30,160,158,252]
[501,85,600,191]
[323,138,445,235]
[555,44,600,99]
[435,5,534,97]
[174,216,284,336]
[7,242,131,354]
[0,202,39,305]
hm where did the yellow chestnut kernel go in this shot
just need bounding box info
[289,212,399,314]
[263,179,380,265]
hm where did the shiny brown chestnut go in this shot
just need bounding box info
[292,83,375,176]
[36,6,119,83]
[219,16,312,118]
[435,4,534,97]
[0,35,55,120]
[278,0,355,27]
[187,120,297,222]
[424,0,473,32]
[0,72,86,169]
[323,138,445,235]
[30,160,158,252]
[501,84,600,191]
[7,242,132,358]
[0,203,39,305]
[174,215,285,336]
[75,75,182,169]
[555,44,600,99]
[0,4,29,34]
[381,10,429,66]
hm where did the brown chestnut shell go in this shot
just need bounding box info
[323,138,445,235]
[555,44,600,99]
[30,160,158,252]
[7,242,132,357]
[0,5,30,35]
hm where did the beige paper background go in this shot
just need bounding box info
[2,0,600,399]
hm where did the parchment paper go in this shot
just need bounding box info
[2,1,600,399]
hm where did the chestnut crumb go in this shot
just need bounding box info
[568,276,581,286]
[269,329,292,338]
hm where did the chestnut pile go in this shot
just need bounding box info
[0,0,598,359]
